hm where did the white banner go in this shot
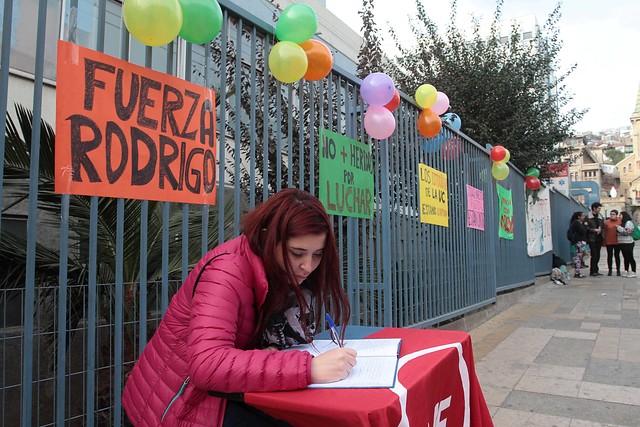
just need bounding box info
[526,187,553,257]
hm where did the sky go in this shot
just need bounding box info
[325,0,640,133]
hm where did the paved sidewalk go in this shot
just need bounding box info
[469,254,640,426]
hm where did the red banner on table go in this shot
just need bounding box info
[55,40,217,205]
[246,328,493,426]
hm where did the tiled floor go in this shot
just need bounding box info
[469,260,640,427]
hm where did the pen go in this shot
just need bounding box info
[325,313,343,348]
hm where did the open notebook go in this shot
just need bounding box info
[287,338,402,388]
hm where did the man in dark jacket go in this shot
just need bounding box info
[586,202,605,276]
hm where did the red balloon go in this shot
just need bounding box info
[490,145,507,163]
[525,176,541,190]
[417,109,442,138]
[441,138,462,160]
[384,89,400,112]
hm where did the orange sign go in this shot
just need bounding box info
[55,40,217,205]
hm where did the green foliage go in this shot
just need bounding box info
[387,0,586,171]
[605,148,625,165]
[357,0,384,78]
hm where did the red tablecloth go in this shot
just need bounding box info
[245,328,493,426]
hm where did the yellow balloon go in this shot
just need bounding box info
[491,162,510,180]
[495,149,511,164]
[415,84,437,109]
[123,0,183,47]
[268,41,308,84]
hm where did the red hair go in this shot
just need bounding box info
[242,188,349,345]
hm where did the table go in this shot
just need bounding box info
[245,327,493,427]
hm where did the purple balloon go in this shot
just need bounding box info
[361,73,395,106]
[364,106,396,139]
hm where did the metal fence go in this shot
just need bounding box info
[0,0,587,425]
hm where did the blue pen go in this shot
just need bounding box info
[325,313,343,348]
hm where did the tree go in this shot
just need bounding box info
[605,148,625,165]
[387,0,586,172]
[357,0,384,79]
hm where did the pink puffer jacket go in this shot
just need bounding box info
[122,235,313,426]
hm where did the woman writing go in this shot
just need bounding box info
[569,211,588,278]
[617,211,637,278]
[122,188,356,426]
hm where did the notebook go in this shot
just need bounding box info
[288,338,402,388]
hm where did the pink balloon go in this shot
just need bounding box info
[431,91,450,116]
[364,106,396,139]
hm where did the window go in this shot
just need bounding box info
[0,0,60,81]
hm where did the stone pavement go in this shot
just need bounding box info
[467,252,640,426]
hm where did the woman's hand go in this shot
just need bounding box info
[310,347,357,384]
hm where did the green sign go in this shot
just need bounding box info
[319,128,374,219]
[497,183,514,240]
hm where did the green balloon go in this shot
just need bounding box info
[525,167,540,178]
[179,0,223,44]
[275,3,318,44]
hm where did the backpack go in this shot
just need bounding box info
[632,224,640,241]
[566,227,575,243]
[550,267,566,285]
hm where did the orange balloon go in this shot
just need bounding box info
[417,109,442,138]
[300,39,333,81]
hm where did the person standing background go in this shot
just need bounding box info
[586,202,605,277]
[617,211,637,278]
[603,209,622,276]
[569,211,588,278]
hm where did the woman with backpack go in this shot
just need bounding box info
[617,211,637,278]
[569,211,588,278]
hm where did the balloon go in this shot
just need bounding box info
[441,138,462,160]
[384,89,400,112]
[421,135,445,153]
[525,175,541,190]
[268,41,308,83]
[441,112,461,131]
[123,0,183,46]
[364,106,396,139]
[490,145,507,163]
[300,39,333,81]
[178,0,223,44]
[415,84,437,109]
[525,167,540,178]
[430,91,450,115]
[500,149,511,164]
[275,3,317,44]
[491,162,509,180]
[417,108,442,138]
[361,73,395,106]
